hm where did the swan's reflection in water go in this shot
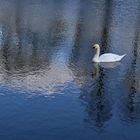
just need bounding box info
[99,62,121,69]
[91,62,120,79]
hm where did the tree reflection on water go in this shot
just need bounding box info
[0,0,139,132]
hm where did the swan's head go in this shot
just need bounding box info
[93,44,100,49]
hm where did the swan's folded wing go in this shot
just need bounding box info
[99,53,123,62]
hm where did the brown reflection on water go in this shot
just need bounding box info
[69,0,114,130]
[120,10,140,123]
[0,1,81,95]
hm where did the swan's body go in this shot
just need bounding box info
[92,44,126,63]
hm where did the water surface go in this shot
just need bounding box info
[0,0,140,140]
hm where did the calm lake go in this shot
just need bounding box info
[0,0,140,139]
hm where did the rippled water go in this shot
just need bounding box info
[0,0,140,139]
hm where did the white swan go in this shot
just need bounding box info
[92,44,126,62]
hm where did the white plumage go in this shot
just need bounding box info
[92,44,126,63]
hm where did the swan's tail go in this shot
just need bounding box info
[120,54,126,59]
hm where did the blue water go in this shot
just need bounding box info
[0,0,139,139]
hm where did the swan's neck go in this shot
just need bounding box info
[93,47,100,62]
